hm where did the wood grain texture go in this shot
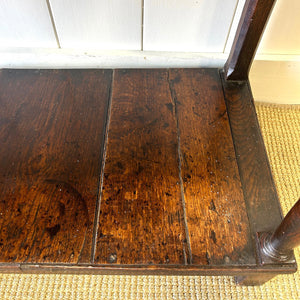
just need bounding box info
[0,68,297,284]
[0,0,57,48]
[94,69,190,265]
[224,0,276,80]
[143,0,239,52]
[220,71,283,234]
[0,69,112,264]
[49,0,141,50]
[169,69,254,265]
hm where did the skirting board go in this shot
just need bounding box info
[0,48,227,69]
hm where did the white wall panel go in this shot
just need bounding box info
[143,0,239,52]
[0,0,57,48]
[49,0,142,50]
[224,0,246,53]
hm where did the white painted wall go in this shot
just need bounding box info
[0,0,57,48]
[49,0,142,50]
[143,0,239,52]
[0,0,299,66]
[250,60,300,104]
[258,0,300,55]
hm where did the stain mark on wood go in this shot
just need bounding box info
[210,230,217,244]
[46,224,61,240]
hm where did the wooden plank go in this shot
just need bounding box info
[49,0,141,50]
[94,69,190,265]
[143,0,239,52]
[0,0,57,48]
[220,71,283,234]
[0,69,112,264]
[224,0,276,80]
[168,69,255,265]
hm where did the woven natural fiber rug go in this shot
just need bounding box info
[0,103,299,300]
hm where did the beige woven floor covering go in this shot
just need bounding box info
[0,103,299,299]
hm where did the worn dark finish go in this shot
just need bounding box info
[0,68,298,286]
[168,69,254,265]
[224,0,276,80]
[0,69,112,264]
[94,69,190,265]
[260,198,300,262]
[221,70,297,284]
[220,71,284,234]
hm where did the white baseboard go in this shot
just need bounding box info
[0,48,227,69]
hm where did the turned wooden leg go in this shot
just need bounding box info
[260,198,300,262]
[237,199,300,286]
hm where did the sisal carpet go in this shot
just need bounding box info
[0,103,299,299]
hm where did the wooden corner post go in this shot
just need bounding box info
[259,198,300,263]
[224,0,276,81]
